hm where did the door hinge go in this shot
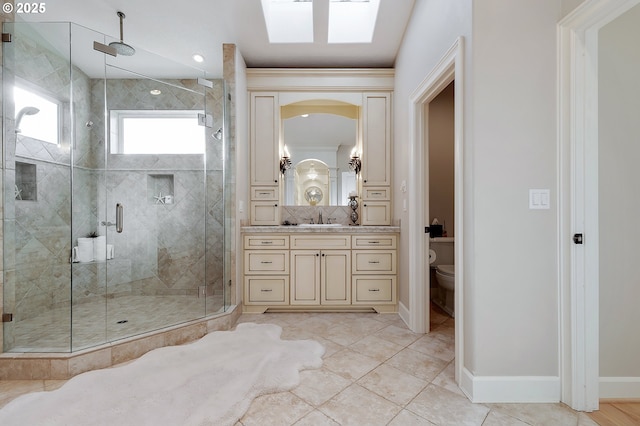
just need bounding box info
[197,77,213,89]
[198,113,213,128]
[93,41,117,57]
[2,33,12,43]
[573,233,583,244]
[2,313,13,322]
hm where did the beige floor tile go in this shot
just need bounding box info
[311,336,345,359]
[239,391,313,426]
[292,368,351,407]
[406,384,490,426]
[0,380,45,408]
[385,347,448,382]
[294,409,340,425]
[431,361,466,398]
[388,409,437,425]
[323,348,380,381]
[349,334,405,363]
[578,412,600,426]
[323,325,370,346]
[357,363,428,406]
[320,384,401,426]
[408,333,455,362]
[481,410,530,425]
[43,380,67,391]
[488,402,579,425]
[376,324,422,347]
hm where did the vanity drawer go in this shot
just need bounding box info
[352,251,396,274]
[360,201,391,226]
[244,251,289,274]
[353,276,396,303]
[352,235,397,249]
[244,235,289,249]
[291,235,351,250]
[245,276,289,304]
[362,187,390,200]
[251,187,278,200]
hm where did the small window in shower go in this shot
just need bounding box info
[110,110,205,155]
[14,85,61,145]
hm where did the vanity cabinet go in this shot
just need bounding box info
[249,92,280,225]
[290,235,351,306]
[243,235,289,306]
[242,231,397,313]
[351,235,396,305]
[361,93,392,225]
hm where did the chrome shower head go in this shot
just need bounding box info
[108,11,135,56]
[15,106,40,133]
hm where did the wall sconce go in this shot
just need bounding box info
[280,145,291,175]
[349,148,361,175]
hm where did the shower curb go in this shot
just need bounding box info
[0,305,241,380]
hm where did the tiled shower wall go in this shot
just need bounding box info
[1,24,227,351]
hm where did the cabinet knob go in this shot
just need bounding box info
[274,204,278,207]
[274,179,278,183]
[316,253,319,256]
[364,179,368,183]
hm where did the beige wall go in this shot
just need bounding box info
[395,0,585,380]
[428,82,455,237]
[598,3,640,378]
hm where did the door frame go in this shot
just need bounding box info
[408,37,464,383]
[558,0,640,411]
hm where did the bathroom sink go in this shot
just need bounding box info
[298,223,343,228]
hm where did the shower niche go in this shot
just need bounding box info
[148,174,174,205]
[14,161,36,201]
[2,21,231,353]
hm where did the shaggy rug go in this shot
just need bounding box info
[0,323,324,426]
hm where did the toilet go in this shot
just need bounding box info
[429,239,455,317]
[435,264,455,317]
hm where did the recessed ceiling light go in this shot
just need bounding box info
[192,54,205,63]
[150,89,161,95]
[301,114,309,118]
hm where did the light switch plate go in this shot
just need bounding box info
[529,189,550,209]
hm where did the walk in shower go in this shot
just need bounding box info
[2,22,231,352]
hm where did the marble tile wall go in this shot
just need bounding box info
[1,23,229,352]
[281,206,353,226]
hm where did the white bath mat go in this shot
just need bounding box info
[0,323,324,426]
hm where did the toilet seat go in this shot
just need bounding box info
[436,264,455,276]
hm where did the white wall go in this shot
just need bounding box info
[598,3,640,379]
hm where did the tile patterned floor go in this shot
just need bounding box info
[234,308,599,426]
[0,307,600,425]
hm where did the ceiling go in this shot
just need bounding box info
[18,0,416,77]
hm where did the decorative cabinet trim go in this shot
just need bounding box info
[243,233,396,313]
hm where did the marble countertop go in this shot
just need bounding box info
[241,225,400,234]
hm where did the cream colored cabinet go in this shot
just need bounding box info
[290,235,351,306]
[362,93,392,225]
[290,249,351,306]
[249,93,280,225]
[243,232,396,313]
[243,235,289,308]
[352,235,397,308]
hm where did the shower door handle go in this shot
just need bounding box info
[116,203,123,233]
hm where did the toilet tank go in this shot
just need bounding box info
[430,238,454,266]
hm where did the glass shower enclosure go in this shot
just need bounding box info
[2,22,230,352]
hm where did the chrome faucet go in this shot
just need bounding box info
[318,212,323,224]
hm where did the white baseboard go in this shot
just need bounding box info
[398,301,411,329]
[461,368,561,403]
[600,377,640,399]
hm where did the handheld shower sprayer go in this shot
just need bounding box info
[15,106,40,133]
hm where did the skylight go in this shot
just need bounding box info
[329,0,379,43]
[261,0,314,43]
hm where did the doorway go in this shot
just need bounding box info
[559,0,640,411]
[408,37,464,384]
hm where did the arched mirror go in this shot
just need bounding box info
[281,100,359,206]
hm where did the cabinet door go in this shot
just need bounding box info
[250,93,280,187]
[250,201,280,226]
[362,93,391,187]
[290,250,320,305]
[361,201,391,226]
[321,250,351,305]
